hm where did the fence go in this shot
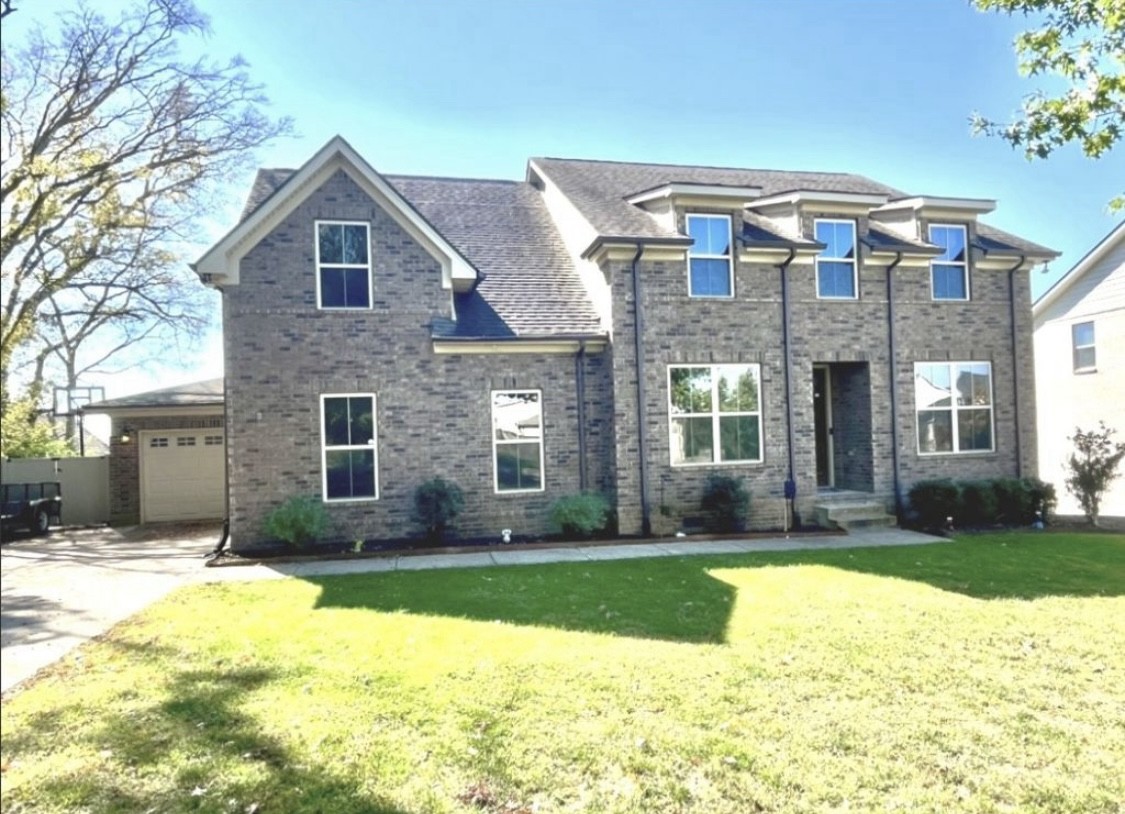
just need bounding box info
[0,456,109,526]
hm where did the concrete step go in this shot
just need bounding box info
[814,498,897,532]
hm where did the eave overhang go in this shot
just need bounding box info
[1033,221,1124,315]
[874,195,997,219]
[746,190,891,215]
[627,182,764,210]
[432,336,609,355]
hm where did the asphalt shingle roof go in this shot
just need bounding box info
[84,378,224,411]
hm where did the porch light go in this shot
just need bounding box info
[119,427,132,444]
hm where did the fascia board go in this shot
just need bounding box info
[1033,221,1124,314]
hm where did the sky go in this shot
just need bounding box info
[5,0,1123,403]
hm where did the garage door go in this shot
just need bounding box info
[140,430,225,522]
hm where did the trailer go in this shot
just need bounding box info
[0,482,63,537]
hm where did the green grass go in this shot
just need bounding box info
[2,532,1124,814]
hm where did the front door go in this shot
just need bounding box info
[813,366,833,487]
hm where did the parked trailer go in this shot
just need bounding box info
[0,482,62,537]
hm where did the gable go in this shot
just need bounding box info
[1034,223,1125,325]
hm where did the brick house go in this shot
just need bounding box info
[123,136,1056,546]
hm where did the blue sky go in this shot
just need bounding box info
[7,0,1123,397]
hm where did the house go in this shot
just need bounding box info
[95,136,1058,545]
[1033,222,1125,520]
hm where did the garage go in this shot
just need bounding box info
[140,430,225,522]
[83,379,226,525]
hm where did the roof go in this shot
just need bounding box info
[83,378,224,412]
[1034,220,1125,314]
[862,223,940,254]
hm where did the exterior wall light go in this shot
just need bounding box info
[119,427,132,444]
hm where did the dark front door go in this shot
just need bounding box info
[813,366,833,487]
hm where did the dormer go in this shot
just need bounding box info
[626,182,764,233]
[869,195,996,241]
[745,190,891,238]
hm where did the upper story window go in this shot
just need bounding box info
[686,214,733,298]
[492,390,544,493]
[814,219,858,299]
[929,224,969,301]
[915,362,993,454]
[1072,321,1096,372]
[668,364,762,465]
[316,221,371,309]
[321,393,378,501]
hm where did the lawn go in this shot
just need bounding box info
[2,532,1123,814]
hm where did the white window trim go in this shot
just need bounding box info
[667,364,764,467]
[315,220,373,310]
[814,218,859,300]
[686,213,734,299]
[320,392,379,502]
[491,389,546,494]
[1072,321,1096,373]
[914,362,995,456]
[928,223,970,302]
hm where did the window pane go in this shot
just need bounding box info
[816,221,856,261]
[348,397,373,445]
[325,449,375,499]
[344,268,370,308]
[818,260,855,298]
[493,392,541,441]
[917,410,953,453]
[931,225,966,263]
[343,225,368,264]
[1073,322,1094,346]
[933,264,966,299]
[690,258,731,296]
[957,409,992,452]
[321,268,346,307]
[717,365,758,412]
[670,367,712,414]
[323,397,350,445]
[1074,346,1096,370]
[916,365,952,409]
[671,416,714,464]
[318,223,343,264]
[688,215,729,256]
[496,442,541,491]
[719,415,760,462]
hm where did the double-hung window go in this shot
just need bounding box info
[1072,321,1096,372]
[316,221,371,309]
[929,224,969,301]
[321,394,377,500]
[915,362,993,454]
[492,390,544,492]
[815,219,858,299]
[686,214,733,297]
[669,364,762,465]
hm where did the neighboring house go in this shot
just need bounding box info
[1033,222,1125,520]
[97,136,1058,545]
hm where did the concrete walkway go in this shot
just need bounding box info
[2,524,942,693]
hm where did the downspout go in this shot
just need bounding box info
[884,251,904,520]
[208,287,231,561]
[778,248,798,494]
[630,244,652,536]
[1007,255,1027,478]
[575,340,588,492]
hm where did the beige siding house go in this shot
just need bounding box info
[1033,222,1125,519]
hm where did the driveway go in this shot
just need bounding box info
[1,522,222,694]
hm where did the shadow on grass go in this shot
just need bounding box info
[307,535,1125,644]
[308,559,738,644]
[6,653,413,814]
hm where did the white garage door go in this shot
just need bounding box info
[140,430,225,522]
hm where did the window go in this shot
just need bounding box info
[686,214,733,297]
[492,390,544,492]
[149,437,168,448]
[1072,321,1096,372]
[669,364,762,465]
[915,362,993,454]
[929,224,969,300]
[316,221,371,309]
[321,394,377,501]
[815,219,858,299]
[204,435,223,446]
[176,436,197,447]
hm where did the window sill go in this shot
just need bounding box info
[322,496,379,504]
[670,460,764,469]
[915,450,995,458]
[1073,367,1097,375]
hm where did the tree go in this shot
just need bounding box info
[1064,422,1125,526]
[971,0,1124,209]
[1,0,290,413]
[0,397,74,458]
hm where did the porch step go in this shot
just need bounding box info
[814,498,897,532]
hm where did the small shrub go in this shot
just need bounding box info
[412,477,465,544]
[550,493,611,538]
[700,474,750,533]
[1024,477,1057,524]
[959,481,999,527]
[993,478,1034,525]
[264,496,328,548]
[1065,422,1125,527]
[908,479,959,529]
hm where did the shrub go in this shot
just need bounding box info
[550,493,612,538]
[908,479,959,530]
[700,474,750,533]
[264,496,328,548]
[412,477,465,544]
[1065,422,1125,527]
[992,478,1034,525]
[959,481,999,528]
[1024,477,1057,524]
